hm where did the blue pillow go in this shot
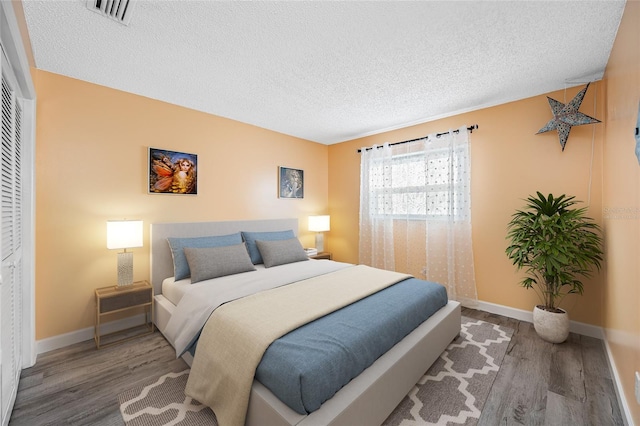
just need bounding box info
[241,230,295,264]
[167,232,243,280]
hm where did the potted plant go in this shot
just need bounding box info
[505,192,603,343]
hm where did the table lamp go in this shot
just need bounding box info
[107,220,143,287]
[308,215,330,252]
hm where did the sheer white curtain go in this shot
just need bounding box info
[359,126,478,307]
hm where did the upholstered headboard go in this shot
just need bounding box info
[149,218,298,295]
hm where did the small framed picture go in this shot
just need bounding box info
[148,147,198,195]
[279,167,304,199]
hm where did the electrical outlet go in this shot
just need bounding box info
[636,371,640,405]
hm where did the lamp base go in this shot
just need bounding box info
[315,233,325,252]
[117,252,134,287]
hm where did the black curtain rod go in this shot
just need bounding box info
[357,124,478,153]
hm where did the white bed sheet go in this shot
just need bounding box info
[161,265,269,306]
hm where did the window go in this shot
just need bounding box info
[366,146,467,220]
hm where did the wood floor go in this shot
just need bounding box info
[10,329,188,425]
[9,309,625,425]
[462,308,625,426]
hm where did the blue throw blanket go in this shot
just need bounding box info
[255,278,448,414]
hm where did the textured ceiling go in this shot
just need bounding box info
[23,0,625,144]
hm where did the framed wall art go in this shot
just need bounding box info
[148,147,198,195]
[279,166,304,199]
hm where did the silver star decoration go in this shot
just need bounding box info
[536,83,601,151]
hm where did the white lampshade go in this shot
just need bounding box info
[308,215,330,232]
[107,220,143,250]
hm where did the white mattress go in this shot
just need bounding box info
[161,277,191,306]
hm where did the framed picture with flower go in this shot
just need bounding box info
[148,147,198,195]
[278,167,304,199]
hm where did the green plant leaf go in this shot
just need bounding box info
[505,192,603,309]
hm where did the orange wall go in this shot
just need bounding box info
[33,69,329,340]
[329,86,605,326]
[601,0,640,422]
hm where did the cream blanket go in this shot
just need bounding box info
[165,259,352,355]
[185,264,411,426]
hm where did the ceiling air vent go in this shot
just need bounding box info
[86,0,136,26]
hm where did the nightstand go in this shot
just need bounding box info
[310,251,332,260]
[94,280,154,349]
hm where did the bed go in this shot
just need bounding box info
[150,218,461,426]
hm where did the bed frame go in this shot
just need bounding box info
[150,219,461,426]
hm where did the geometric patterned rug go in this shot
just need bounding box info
[118,317,512,426]
[382,318,513,426]
[118,369,216,426]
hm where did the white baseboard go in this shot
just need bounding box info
[475,300,604,339]
[602,330,635,426]
[37,301,605,351]
[35,314,146,355]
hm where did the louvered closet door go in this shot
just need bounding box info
[0,48,23,426]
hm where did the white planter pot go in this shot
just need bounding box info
[532,305,569,343]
